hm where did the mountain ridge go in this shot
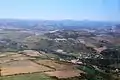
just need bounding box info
[0,19,119,30]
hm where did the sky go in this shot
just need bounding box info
[0,0,119,21]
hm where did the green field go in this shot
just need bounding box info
[0,73,55,80]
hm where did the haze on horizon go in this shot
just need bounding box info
[0,0,119,22]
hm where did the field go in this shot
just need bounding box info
[34,59,85,79]
[45,70,82,79]
[1,60,53,76]
[19,50,42,57]
[0,73,54,80]
[0,53,35,64]
[34,60,75,70]
[0,51,84,79]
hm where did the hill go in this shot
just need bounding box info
[0,19,119,30]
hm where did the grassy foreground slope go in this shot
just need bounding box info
[0,73,55,80]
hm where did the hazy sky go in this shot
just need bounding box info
[0,0,119,21]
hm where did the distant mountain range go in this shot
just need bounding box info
[0,19,119,30]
